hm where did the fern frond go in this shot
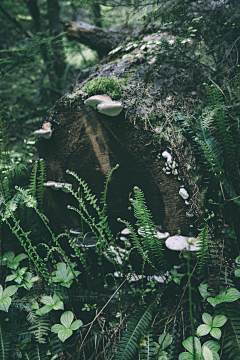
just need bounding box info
[139,331,155,360]
[37,159,46,211]
[197,222,209,274]
[29,161,38,198]
[23,343,48,360]
[221,301,240,359]
[132,186,165,267]
[114,298,157,360]
[0,313,11,360]
[28,314,50,344]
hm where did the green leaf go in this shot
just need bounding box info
[207,288,240,307]
[158,350,169,360]
[61,280,73,288]
[51,324,65,333]
[5,274,17,282]
[202,345,213,360]
[234,269,240,277]
[0,286,3,298]
[58,328,73,342]
[2,251,15,265]
[53,301,64,311]
[0,295,11,312]
[3,285,18,297]
[53,294,60,302]
[212,315,227,328]
[69,320,83,331]
[31,302,39,310]
[158,333,172,350]
[197,324,211,337]
[36,305,53,315]
[204,340,220,352]
[14,253,28,263]
[202,313,213,326]
[210,328,221,340]
[199,284,210,299]
[182,337,202,357]
[179,353,194,360]
[41,296,55,305]
[61,311,74,329]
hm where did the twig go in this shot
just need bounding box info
[77,277,128,355]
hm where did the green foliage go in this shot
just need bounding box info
[83,76,122,100]
[196,313,228,340]
[221,301,240,360]
[114,298,157,360]
[51,311,82,343]
[2,251,28,269]
[51,262,80,288]
[118,186,166,271]
[0,313,11,360]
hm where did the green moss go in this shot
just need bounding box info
[83,76,122,100]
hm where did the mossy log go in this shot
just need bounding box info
[36,97,194,237]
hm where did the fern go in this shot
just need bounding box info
[197,221,209,274]
[0,313,11,360]
[28,314,50,344]
[37,159,46,211]
[220,301,240,359]
[23,343,48,360]
[29,161,38,198]
[114,298,157,360]
[139,331,155,360]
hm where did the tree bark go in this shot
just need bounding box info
[62,21,121,58]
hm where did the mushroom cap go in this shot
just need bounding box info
[70,228,83,235]
[42,122,52,130]
[84,94,112,109]
[156,231,170,240]
[179,188,189,200]
[97,101,123,116]
[44,181,56,187]
[121,228,131,235]
[138,227,169,240]
[165,235,200,251]
[34,129,52,139]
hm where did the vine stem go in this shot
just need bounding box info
[77,277,128,355]
[155,259,199,359]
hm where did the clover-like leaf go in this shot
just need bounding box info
[210,328,221,340]
[207,288,240,307]
[69,320,83,331]
[3,285,18,297]
[58,328,73,343]
[182,337,201,358]
[179,353,194,360]
[202,313,213,327]
[197,324,211,337]
[212,315,227,328]
[202,345,213,360]
[51,311,82,343]
[198,284,210,299]
[41,296,55,305]
[51,324,65,333]
[234,269,240,277]
[37,295,64,315]
[61,311,74,329]
[204,340,220,353]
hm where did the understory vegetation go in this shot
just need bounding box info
[1,1,240,359]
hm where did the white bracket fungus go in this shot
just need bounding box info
[84,94,123,117]
[103,245,126,265]
[165,235,200,252]
[84,94,112,109]
[34,122,53,139]
[44,181,72,193]
[162,151,172,165]
[179,188,189,200]
[97,101,123,117]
